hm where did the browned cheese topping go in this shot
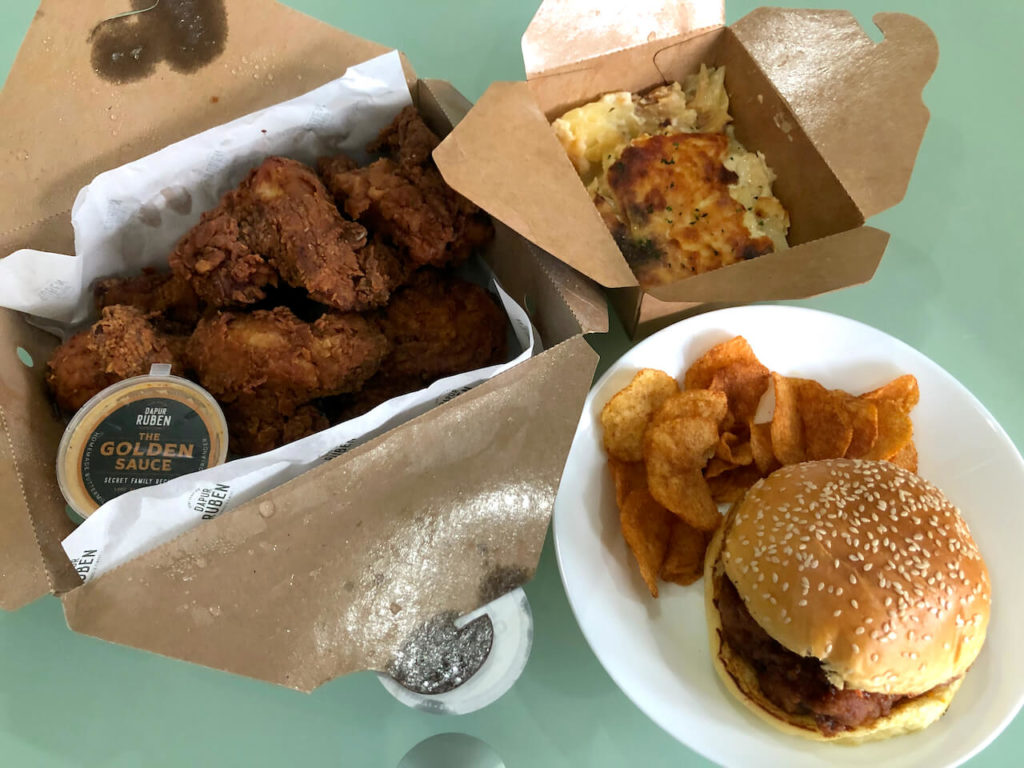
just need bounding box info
[603,133,777,287]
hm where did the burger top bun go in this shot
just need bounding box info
[720,459,990,696]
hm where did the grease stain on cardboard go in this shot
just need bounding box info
[90,0,228,83]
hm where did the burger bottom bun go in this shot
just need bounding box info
[704,524,962,744]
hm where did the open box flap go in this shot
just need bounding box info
[0,309,80,610]
[731,9,938,219]
[522,0,723,78]
[0,0,414,259]
[434,81,636,289]
[62,336,598,691]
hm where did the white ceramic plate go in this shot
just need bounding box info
[553,306,1024,768]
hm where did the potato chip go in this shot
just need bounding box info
[601,344,920,599]
[661,519,709,586]
[864,374,920,413]
[643,416,720,472]
[704,456,734,479]
[707,464,764,504]
[887,439,918,473]
[619,489,675,597]
[770,373,805,465]
[797,379,854,460]
[843,398,879,459]
[646,463,721,531]
[864,399,913,460]
[608,458,647,509]
[600,369,679,461]
[750,421,778,475]
[652,389,729,427]
[684,336,770,425]
[715,430,754,467]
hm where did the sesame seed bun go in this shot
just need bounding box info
[704,458,991,741]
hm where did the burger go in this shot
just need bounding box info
[704,458,991,742]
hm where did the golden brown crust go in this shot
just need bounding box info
[606,133,775,288]
[46,306,185,413]
[93,268,201,331]
[170,205,279,307]
[243,157,411,311]
[186,306,388,410]
[318,158,493,269]
[379,271,507,382]
[367,104,441,167]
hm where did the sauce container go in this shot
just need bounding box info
[57,364,228,519]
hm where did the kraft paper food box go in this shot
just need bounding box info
[433,0,938,337]
[0,0,607,690]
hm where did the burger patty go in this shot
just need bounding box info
[716,575,906,735]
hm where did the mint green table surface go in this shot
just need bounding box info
[1,1,1021,766]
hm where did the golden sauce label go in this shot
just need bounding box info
[78,396,214,506]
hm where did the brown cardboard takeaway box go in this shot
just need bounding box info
[0,0,608,691]
[434,0,939,338]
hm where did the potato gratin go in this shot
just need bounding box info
[552,66,790,288]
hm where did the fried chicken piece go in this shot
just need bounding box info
[221,397,330,456]
[319,157,493,269]
[317,108,493,269]
[171,156,409,311]
[170,204,279,307]
[186,306,388,410]
[94,267,201,332]
[321,272,509,423]
[317,153,359,177]
[379,271,507,382]
[368,105,441,167]
[46,306,185,412]
[242,156,413,311]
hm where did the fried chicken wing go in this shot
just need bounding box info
[221,397,329,456]
[171,157,408,312]
[319,157,493,269]
[94,267,201,332]
[317,153,359,177]
[318,108,493,269]
[47,305,185,412]
[170,204,279,306]
[320,272,508,422]
[242,157,412,311]
[186,306,388,410]
[379,271,507,382]
[368,105,441,167]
